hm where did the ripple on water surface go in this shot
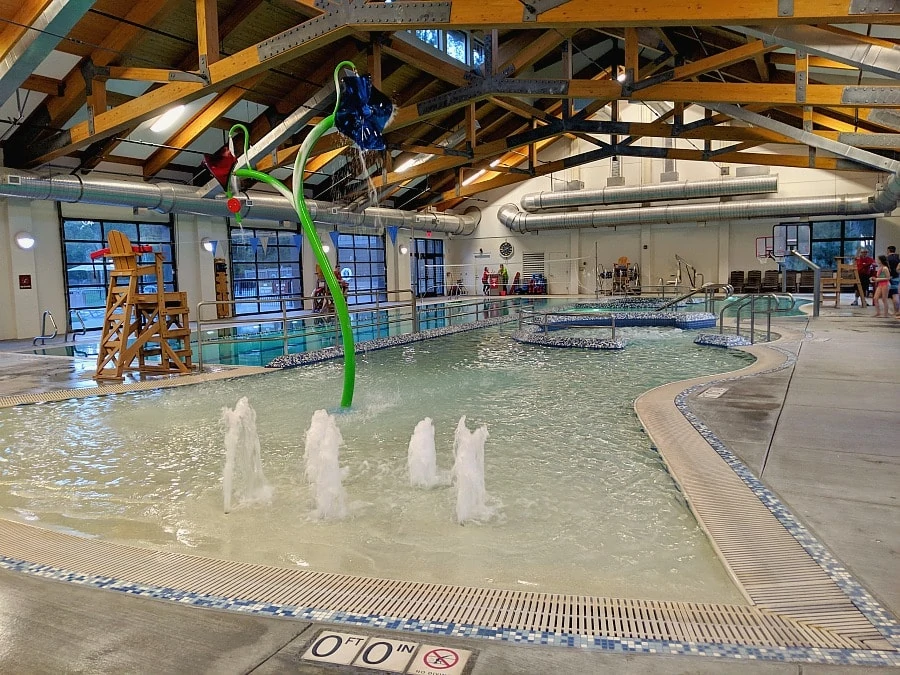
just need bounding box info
[0,326,752,603]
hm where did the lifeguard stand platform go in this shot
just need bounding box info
[93,231,192,381]
[821,257,866,307]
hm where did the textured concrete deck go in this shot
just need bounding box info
[0,305,897,673]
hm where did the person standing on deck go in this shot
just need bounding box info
[852,248,875,307]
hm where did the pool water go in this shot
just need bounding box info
[4,325,752,603]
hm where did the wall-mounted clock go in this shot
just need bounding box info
[499,241,513,259]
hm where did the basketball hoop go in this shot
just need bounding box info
[757,246,775,266]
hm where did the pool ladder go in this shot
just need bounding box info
[655,282,734,313]
[32,310,58,346]
[66,309,87,342]
[719,293,796,343]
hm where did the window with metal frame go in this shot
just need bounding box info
[410,29,483,67]
[229,226,303,315]
[412,237,445,298]
[782,218,875,271]
[336,232,387,305]
[62,218,176,330]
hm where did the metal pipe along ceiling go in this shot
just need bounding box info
[520,175,778,211]
[499,195,887,233]
[0,172,479,236]
[501,171,900,233]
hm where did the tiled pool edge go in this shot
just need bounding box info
[636,329,900,654]
[0,320,897,666]
[674,341,900,644]
[0,552,897,667]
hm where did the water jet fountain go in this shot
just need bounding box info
[221,397,272,513]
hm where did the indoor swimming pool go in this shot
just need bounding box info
[3,323,753,604]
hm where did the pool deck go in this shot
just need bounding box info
[0,299,897,673]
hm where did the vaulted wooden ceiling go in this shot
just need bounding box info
[1,0,898,213]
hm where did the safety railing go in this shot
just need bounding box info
[719,292,796,343]
[66,309,87,342]
[196,289,417,371]
[519,308,617,340]
[195,292,535,369]
[32,310,58,346]
[655,282,734,313]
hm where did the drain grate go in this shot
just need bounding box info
[0,519,875,651]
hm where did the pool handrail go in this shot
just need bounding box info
[655,282,734,313]
[719,292,795,343]
[66,309,87,342]
[32,309,58,346]
[519,307,617,340]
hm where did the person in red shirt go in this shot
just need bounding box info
[852,248,875,306]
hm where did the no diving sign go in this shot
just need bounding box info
[302,631,472,674]
[410,645,471,675]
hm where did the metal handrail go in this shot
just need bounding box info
[655,282,734,312]
[32,310,58,346]
[196,289,417,371]
[719,292,795,343]
[519,308,617,340]
[66,309,87,342]
[788,250,821,318]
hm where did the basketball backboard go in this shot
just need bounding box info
[756,236,773,261]
[773,223,811,257]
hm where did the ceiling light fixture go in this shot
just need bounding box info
[395,158,418,173]
[150,105,187,133]
[461,169,486,186]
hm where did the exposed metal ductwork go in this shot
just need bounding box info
[499,180,898,233]
[520,175,778,212]
[0,0,97,105]
[0,171,479,236]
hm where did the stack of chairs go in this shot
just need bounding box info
[744,270,762,293]
[784,269,799,293]
[728,270,745,293]
[760,269,781,292]
[798,270,815,292]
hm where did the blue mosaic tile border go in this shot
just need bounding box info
[541,310,717,330]
[675,344,900,647]
[511,326,626,350]
[694,333,753,348]
[0,555,896,666]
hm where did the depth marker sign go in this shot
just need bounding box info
[302,631,471,674]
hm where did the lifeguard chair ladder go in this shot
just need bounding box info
[820,258,866,308]
[93,231,192,381]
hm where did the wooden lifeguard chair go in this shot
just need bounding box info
[94,231,192,381]
[820,257,866,307]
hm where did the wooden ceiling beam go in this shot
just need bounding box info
[196,0,220,70]
[0,0,53,62]
[16,22,353,167]
[768,53,858,70]
[21,74,63,96]
[4,0,177,159]
[497,29,577,76]
[143,74,266,178]
[380,36,469,87]
[443,0,898,26]
[665,40,778,82]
